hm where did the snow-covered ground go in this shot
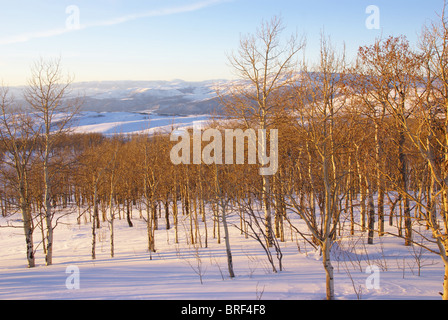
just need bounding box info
[0,205,444,300]
[0,112,445,301]
[70,111,211,136]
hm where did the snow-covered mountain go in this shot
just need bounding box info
[8,79,227,116]
[68,79,226,115]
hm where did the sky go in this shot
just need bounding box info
[0,0,445,86]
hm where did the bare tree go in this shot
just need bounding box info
[395,6,448,299]
[286,34,350,300]
[357,36,420,246]
[24,57,81,266]
[0,87,40,268]
[213,164,235,278]
[220,16,305,247]
[350,57,388,237]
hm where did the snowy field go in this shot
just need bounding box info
[0,112,445,301]
[70,111,212,136]
[0,205,444,301]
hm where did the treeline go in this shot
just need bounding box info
[2,9,448,300]
[0,115,432,248]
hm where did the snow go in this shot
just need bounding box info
[0,112,445,301]
[70,112,211,136]
[0,205,444,300]
[68,80,220,101]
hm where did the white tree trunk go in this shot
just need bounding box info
[367,178,375,245]
[262,175,273,247]
[442,237,448,300]
[44,155,53,266]
[221,203,235,278]
[215,166,235,278]
[109,178,115,258]
[322,238,335,300]
[91,178,99,260]
[443,261,448,300]
[21,197,35,268]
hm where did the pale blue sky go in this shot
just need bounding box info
[0,0,444,85]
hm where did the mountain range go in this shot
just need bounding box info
[68,79,226,116]
[8,79,227,116]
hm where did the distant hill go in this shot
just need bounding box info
[8,79,228,116]
[8,73,362,116]
[67,80,226,116]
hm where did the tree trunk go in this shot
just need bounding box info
[44,154,53,266]
[347,154,355,235]
[443,262,448,300]
[109,176,115,258]
[173,186,179,244]
[356,147,366,232]
[322,238,335,300]
[322,127,335,300]
[199,181,208,248]
[262,175,273,247]
[147,201,155,255]
[164,198,170,230]
[92,181,98,260]
[375,122,385,237]
[398,129,412,246]
[215,166,235,278]
[126,200,133,228]
[366,178,375,245]
[442,236,448,300]
[21,193,35,268]
[222,204,235,278]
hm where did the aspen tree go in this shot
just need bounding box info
[357,36,419,246]
[214,164,235,278]
[24,57,80,265]
[286,34,349,300]
[398,7,448,299]
[0,88,39,268]
[221,16,305,247]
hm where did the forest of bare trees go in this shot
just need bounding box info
[2,8,448,301]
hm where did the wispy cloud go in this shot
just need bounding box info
[0,28,72,46]
[0,0,231,46]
